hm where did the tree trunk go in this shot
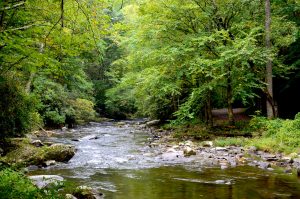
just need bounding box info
[61,0,64,28]
[265,0,274,118]
[227,66,235,125]
[206,91,213,127]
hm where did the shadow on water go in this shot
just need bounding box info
[29,121,300,199]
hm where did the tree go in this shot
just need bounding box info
[265,0,274,118]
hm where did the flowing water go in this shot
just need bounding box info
[29,121,300,199]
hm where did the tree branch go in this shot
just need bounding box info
[0,1,26,12]
[0,23,36,32]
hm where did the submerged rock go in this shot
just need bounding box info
[73,186,103,199]
[28,175,64,189]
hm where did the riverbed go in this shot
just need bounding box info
[29,121,300,198]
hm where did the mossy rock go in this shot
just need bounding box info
[73,186,103,199]
[43,144,75,162]
[1,140,75,167]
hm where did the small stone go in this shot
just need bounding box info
[71,138,80,142]
[31,140,44,147]
[202,141,213,147]
[248,146,257,153]
[145,120,160,127]
[89,136,99,140]
[44,160,56,167]
[183,146,196,156]
[184,140,194,147]
[262,154,278,161]
[257,161,270,169]
[281,156,293,163]
[215,147,228,151]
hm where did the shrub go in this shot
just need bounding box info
[0,77,40,138]
[247,113,300,153]
[0,169,62,199]
[69,98,96,124]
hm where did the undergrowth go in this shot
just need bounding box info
[0,169,63,199]
[169,113,300,154]
[215,113,300,154]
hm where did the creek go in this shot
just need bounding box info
[29,120,300,199]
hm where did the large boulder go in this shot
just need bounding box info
[1,140,75,167]
[43,144,75,162]
[28,175,64,189]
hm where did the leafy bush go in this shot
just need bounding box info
[0,77,40,138]
[33,77,96,126]
[0,169,62,199]
[69,98,96,124]
[248,114,300,153]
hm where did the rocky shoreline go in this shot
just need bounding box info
[142,122,300,175]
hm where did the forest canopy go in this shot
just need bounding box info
[0,0,299,137]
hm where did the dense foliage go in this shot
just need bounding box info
[0,169,62,199]
[0,0,300,136]
[106,0,299,125]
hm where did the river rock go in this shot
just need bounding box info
[280,156,293,164]
[202,141,213,147]
[89,136,100,140]
[257,161,270,169]
[43,160,56,167]
[44,144,75,163]
[215,147,228,151]
[31,140,44,147]
[183,146,196,156]
[26,165,39,171]
[28,175,64,189]
[73,186,103,199]
[247,146,257,153]
[146,120,160,127]
[293,158,300,167]
[184,140,194,147]
[262,154,278,161]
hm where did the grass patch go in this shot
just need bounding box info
[216,114,300,154]
[214,137,248,147]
